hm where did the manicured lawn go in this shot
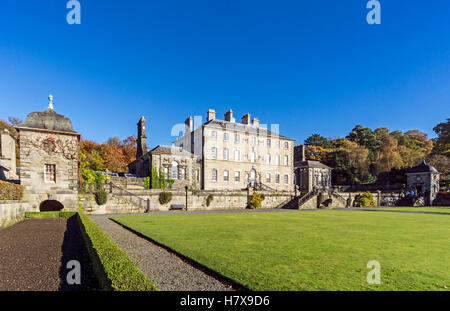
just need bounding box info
[366,207,450,214]
[113,211,450,291]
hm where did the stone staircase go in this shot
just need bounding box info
[281,189,318,209]
[280,196,300,209]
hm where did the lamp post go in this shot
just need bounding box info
[185,185,189,211]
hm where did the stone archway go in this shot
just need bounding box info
[39,200,64,212]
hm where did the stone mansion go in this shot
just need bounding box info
[129,109,295,191]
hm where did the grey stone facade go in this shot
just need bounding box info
[15,96,80,211]
[0,130,18,180]
[294,145,332,193]
[406,158,440,205]
[129,145,201,190]
[174,109,295,191]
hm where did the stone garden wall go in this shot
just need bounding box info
[78,194,146,215]
[132,189,293,212]
[0,201,32,228]
[336,192,401,207]
[83,189,294,214]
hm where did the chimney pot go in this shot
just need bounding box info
[207,109,216,122]
[225,109,235,122]
[252,117,260,127]
[241,113,251,125]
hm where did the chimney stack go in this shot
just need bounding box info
[252,117,259,127]
[224,109,235,122]
[185,116,193,134]
[294,145,306,163]
[207,109,216,122]
[241,113,251,125]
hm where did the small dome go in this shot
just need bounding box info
[22,96,76,133]
[408,158,439,174]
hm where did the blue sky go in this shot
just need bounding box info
[0,0,449,146]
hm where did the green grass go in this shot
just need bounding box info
[113,211,450,291]
[25,211,77,218]
[78,210,157,291]
[366,207,450,214]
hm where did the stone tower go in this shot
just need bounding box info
[15,95,80,211]
[136,116,147,159]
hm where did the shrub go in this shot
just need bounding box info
[354,192,377,207]
[206,194,214,207]
[95,190,108,205]
[159,192,173,205]
[143,177,150,190]
[0,180,24,200]
[78,209,157,291]
[81,168,106,184]
[249,192,265,209]
[149,165,174,189]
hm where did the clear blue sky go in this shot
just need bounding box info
[0,0,449,146]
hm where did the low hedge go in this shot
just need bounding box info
[0,180,24,200]
[77,209,157,291]
[25,211,76,218]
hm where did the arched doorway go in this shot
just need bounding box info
[39,200,64,212]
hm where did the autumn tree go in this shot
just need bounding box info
[405,130,434,155]
[122,136,137,166]
[79,139,104,171]
[305,145,332,163]
[7,117,23,126]
[329,138,373,184]
[432,118,450,156]
[347,125,382,161]
[304,134,333,148]
[374,135,403,175]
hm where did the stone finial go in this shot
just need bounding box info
[48,94,54,110]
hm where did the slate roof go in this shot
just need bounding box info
[150,145,195,157]
[204,119,295,141]
[407,158,439,174]
[295,160,332,170]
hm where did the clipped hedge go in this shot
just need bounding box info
[0,180,24,200]
[25,211,76,218]
[77,209,157,291]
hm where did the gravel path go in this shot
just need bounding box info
[0,218,98,291]
[90,216,232,291]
